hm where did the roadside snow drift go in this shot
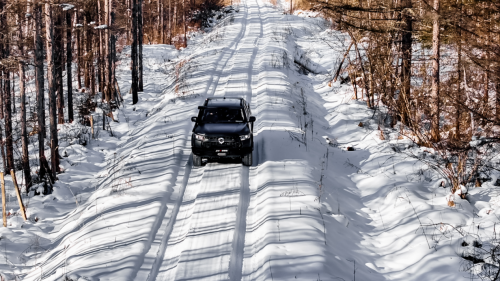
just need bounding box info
[1,0,496,280]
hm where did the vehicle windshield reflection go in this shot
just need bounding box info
[201,108,245,123]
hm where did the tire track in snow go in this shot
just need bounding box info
[137,1,252,279]
[145,161,206,281]
[169,164,244,280]
[151,0,263,278]
[139,1,258,279]
[228,166,251,280]
[227,0,264,279]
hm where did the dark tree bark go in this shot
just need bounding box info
[168,0,171,44]
[0,76,3,120]
[11,73,15,115]
[34,3,47,180]
[132,0,139,104]
[0,1,12,173]
[66,9,74,123]
[161,2,164,44]
[111,8,117,101]
[398,0,413,125]
[183,0,187,47]
[3,71,14,173]
[18,16,32,191]
[45,2,60,178]
[138,0,144,92]
[455,0,463,139]
[105,0,112,103]
[19,62,32,190]
[54,11,65,124]
[98,0,103,95]
[76,10,82,89]
[83,14,90,89]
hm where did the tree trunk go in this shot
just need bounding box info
[456,26,462,140]
[66,10,74,123]
[399,0,412,125]
[496,81,500,123]
[19,62,32,190]
[161,3,164,44]
[83,15,90,89]
[55,11,65,124]
[111,9,117,101]
[183,0,187,47]
[11,73,15,115]
[18,15,32,191]
[168,0,171,44]
[132,0,139,104]
[45,2,60,178]
[0,78,3,120]
[76,10,82,89]
[138,0,144,92]
[3,71,14,173]
[98,0,104,95]
[430,0,440,142]
[34,3,46,179]
[105,0,112,103]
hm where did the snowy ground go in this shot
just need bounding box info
[1,0,499,280]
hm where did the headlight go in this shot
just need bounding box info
[239,134,251,141]
[195,134,205,141]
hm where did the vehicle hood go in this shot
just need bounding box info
[193,123,250,135]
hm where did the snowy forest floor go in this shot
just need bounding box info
[0,0,498,280]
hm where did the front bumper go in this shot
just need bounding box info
[191,137,253,158]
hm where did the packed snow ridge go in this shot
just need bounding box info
[1,0,498,280]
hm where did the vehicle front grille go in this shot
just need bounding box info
[205,136,235,142]
[203,136,241,148]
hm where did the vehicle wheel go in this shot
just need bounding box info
[193,154,202,166]
[242,153,252,166]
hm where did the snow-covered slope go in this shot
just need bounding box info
[1,0,496,280]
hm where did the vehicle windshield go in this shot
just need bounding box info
[200,108,245,123]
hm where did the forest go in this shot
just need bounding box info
[300,0,500,195]
[0,0,500,279]
[0,0,224,197]
[0,0,498,213]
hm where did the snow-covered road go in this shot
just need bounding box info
[8,0,486,279]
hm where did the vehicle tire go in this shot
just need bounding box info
[242,153,252,166]
[193,154,202,166]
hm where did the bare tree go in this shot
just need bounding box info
[54,9,65,124]
[430,0,440,142]
[45,1,60,178]
[132,0,139,104]
[399,0,413,125]
[138,0,144,92]
[18,62,32,190]
[66,7,74,122]
[34,2,47,180]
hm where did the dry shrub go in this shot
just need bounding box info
[293,0,314,11]
[223,0,241,5]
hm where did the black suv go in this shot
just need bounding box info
[191,97,256,166]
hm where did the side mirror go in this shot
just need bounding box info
[249,116,256,122]
[191,117,197,122]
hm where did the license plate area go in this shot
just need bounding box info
[216,149,228,156]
